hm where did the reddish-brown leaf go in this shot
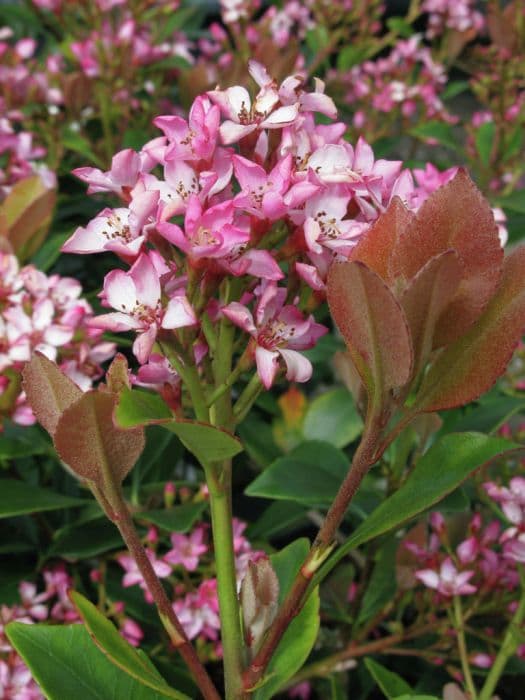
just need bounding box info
[327,261,413,405]
[22,352,82,437]
[350,197,415,286]
[0,176,56,261]
[401,249,462,377]
[104,353,131,394]
[53,391,144,485]
[393,170,503,345]
[416,246,525,412]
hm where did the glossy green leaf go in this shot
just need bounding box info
[254,539,320,700]
[357,540,397,624]
[70,592,187,699]
[245,441,348,507]
[115,387,172,428]
[115,388,243,465]
[48,519,122,560]
[164,421,243,465]
[6,622,184,700]
[364,658,412,699]
[302,389,363,448]
[409,122,457,150]
[475,121,495,168]
[137,503,207,532]
[247,501,309,540]
[318,433,520,580]
[0,479,85,519]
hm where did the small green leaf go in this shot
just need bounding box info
[247,501,309,540]
[61,128,104,167]
[254,539,320,700]
[48,519,122,560]
[0,480,85,519]
[137,503,207,532]
[357,541,397,624]
[386,17,413,37]
[115,388,243,465]
[409,122,457,150]
[319,433,520,579]
[442,80,470,99]
[336,45,369,70]
[475,121,495,168]
[6,622,185,700]
[245,441,348,507]
[164,421,243,465]
[70,591,188,699]
[115,387,172,428]
[364,658,412,699]
[302,389,363,448]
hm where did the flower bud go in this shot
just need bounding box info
[240,557,279,657]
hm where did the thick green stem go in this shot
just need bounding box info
[478,569,525,700]
[206,463,246,699]
[453,595,477,700]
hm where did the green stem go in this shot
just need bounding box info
[478,569,525,700]
[453,595,477,699]
[205,464,246,699]
[233,374,263,425]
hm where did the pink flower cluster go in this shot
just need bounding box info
[0,251,115,427]
[334,37,455,129]
[422,0,485,40]
[0,566,78,700]
[0,28,60,197]
[64,61,497,390]
[484,476,525,564]
[116,512,263,650]
[411,509,519,600]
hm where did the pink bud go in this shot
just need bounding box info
[164,482,176,509]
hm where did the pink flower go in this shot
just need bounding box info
[61,190,159,259]
[155,96,220,164]
[222,281,327,388]
[163,526,208,572]
[117,550,171,603]
[91,253,197,364]
[120,618,144,647]
[72,148,144,198]
[415,557,477,597]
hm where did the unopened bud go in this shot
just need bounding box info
[164,482,176,508]
[240,557,279,657]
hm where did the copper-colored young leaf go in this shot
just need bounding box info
[22,353,82,437]
[327,261,413,406]
[350,197,415,286]
[393,170,503,345]
[401,249,462,377]
[0,176,56,261]
[416,246,525,412]
[53,391,144,485]
[104,353,131,394]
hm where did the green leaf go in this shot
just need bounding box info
[245,441,348,507]
[0,479,85,519]
[61,128,104,167]
[0,424,48,458]
[137,502,207,532]
[115,388,243,465]
[302,389,363,448]
[115,387,172,428]
[364,658,412,699]
[475,121,495,168]
[164,421,243,465]
[336,45,369,70]
[409,122,457,150]
[247,501,309,540]
[319,433,520,579]
[254,539,320,700]
[48,519,122,560]
[386,17,413,37]
[6,622,184,700]
[357,540,397,624]
[31,231,71,271]
[442,81,470,99]
[499,189,525,215]
[70,592,188,700]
